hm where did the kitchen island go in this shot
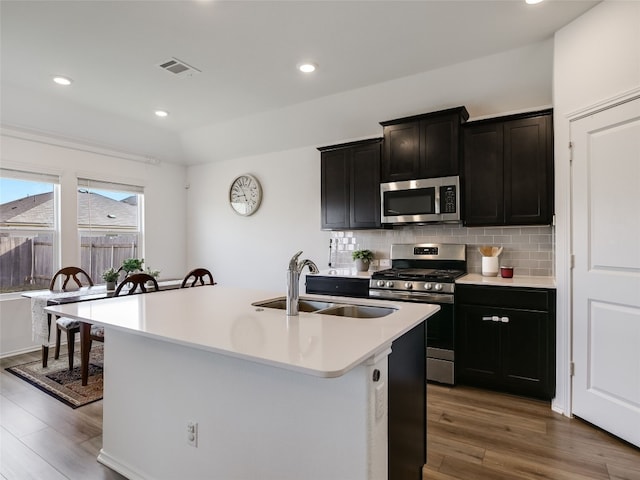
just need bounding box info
[45,286,439,480]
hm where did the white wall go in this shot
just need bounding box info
[0,132,188,356]
[553,0,640,414]
[186,146,327,292]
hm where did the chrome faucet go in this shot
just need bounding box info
[286,251,319,316]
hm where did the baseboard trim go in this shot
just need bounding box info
[98,449,148,480]
[0,345,41,359]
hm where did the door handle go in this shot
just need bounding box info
[500,316,510,323]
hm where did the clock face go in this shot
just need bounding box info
[229,174,262,216]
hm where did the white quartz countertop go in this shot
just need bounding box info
[44,286,438,378]
[457,273,556,289]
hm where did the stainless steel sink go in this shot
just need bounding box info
[318,304,396,318]
[252,297,396,318]
[252,298,334,312]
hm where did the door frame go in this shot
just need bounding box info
[556,86,640,417]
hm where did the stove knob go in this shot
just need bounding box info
[424,283,433,290]
[434,283,443,291]
[404,282,413,289]
[377,280,385,287]
[386,281,395,288]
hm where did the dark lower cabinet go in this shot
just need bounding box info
[305,275,370,298]
[456,284,556,400]
[463,109,553,226]
[319,138,382,230]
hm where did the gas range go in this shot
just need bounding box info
[369,243,466,303]
[369,243,467,386]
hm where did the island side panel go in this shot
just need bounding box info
[99,328,389,480]
[388,321,427,480]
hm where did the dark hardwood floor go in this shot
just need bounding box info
[2,348,639,479]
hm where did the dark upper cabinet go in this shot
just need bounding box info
[456,284,556,400]
[319,138,382,230]
[463,123,504,225]
[380,107,469,182]
[463,109,554,226]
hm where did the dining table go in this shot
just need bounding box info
[23,279,183,385]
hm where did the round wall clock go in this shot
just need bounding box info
[229,174,262,216]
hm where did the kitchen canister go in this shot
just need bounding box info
[479,245,503,277]
[482,256,499,276]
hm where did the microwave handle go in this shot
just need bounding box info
[434,185,441,215]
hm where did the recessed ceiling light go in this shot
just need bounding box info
[298,63,317,73]
[154,110,169,118]
[53,76,73,86]
[525,0,544,4]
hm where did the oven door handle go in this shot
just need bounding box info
[369,289,454,304]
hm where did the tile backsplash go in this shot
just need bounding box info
[328,224,554,277]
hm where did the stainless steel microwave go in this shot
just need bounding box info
[380,176,461,224]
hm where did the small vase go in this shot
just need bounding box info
[355,259,370,272]
[106,281,116,291]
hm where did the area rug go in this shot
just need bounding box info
[6,344,103,409]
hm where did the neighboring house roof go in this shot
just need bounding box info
[0,191,138,228]
[0,192,52,225]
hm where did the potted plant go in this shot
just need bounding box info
[102,267,119,291]
[121,258,144,276]
[352,249,374,272]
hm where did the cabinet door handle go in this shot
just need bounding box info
[501,316,510,323]
[482,316,493,321]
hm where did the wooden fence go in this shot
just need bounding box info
[0,235,138,292]
[0,236,53,292]
[80,235,138,283]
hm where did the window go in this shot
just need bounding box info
[0,169,59,293]
[77,179,143,284]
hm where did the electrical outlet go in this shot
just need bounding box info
[187,421,198,447]
[379,259,391,268]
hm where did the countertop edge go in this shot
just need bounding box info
[456,273,556,289]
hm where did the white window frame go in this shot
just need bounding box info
[77,178,144,283]
[0,168,60,296]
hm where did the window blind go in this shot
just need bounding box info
[0,168,60,184]
[77,178,144,194]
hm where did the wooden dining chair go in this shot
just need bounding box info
[81,273,159,384]
[50,266,94,291]
[50,267,94,370]
[181,268,216,288]
[114,273,159,295]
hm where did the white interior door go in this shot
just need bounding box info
[571,95,640,447]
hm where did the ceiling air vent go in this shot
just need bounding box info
[157,57,201,78]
